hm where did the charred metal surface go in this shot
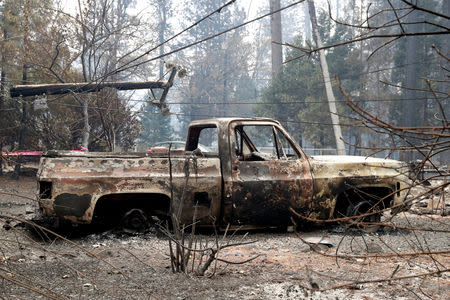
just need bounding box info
[36,117,410,228]
[224,120,313,226]
[38,151,221,224]
[229,162,308,225]
[54,193,91,217]
[308,155,410,220]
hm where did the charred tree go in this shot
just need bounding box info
[14,0,30,177]
[441,0,450,164]
[0,26,6,176]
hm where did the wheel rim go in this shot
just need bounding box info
[348,201,381,231]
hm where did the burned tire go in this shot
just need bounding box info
[121,208,149,233]
[347,200,381,232]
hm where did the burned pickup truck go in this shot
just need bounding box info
[37,118,410,230]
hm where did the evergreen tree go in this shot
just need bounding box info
[178,1,254,129]
[389,0,446,160]
[138,100,173,148]
[256,13,363,149]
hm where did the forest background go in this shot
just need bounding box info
[0,0,448,164]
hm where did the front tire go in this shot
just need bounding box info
[347,200,381,232]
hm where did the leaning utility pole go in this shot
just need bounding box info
[10,67,177,107]
[307,0,346,155]
[10,80,172,98]
[270,0,283,77]
[10,67,178,150]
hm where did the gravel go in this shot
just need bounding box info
[0,175,449,299]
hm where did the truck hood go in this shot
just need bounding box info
[308,155,408,178]
[310,155,403,166]
[307,155,411,220]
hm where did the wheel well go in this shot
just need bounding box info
[92,193,170,224]
[334,187,393,218]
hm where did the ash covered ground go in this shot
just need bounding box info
[0,175,449,299]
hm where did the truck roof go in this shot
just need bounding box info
[188,117,281,127]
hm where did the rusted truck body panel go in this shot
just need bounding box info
[222,120,314,226]
[308,156,410,220]
[38,153,222,225]
[37,118,410,228]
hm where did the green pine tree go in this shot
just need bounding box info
[138,101,173,149]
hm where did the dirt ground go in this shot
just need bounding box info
[0,175,449,299]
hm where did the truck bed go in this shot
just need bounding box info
[38,151,222,225]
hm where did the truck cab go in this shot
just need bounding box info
[186,118,314,227]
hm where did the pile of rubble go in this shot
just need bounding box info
[409,180,449,215]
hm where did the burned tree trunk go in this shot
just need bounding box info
[0,27,6,176]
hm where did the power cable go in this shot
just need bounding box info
[107,0,238,79]
[31,101,373,128]
[2,92,446,112]
[111,0,306,75]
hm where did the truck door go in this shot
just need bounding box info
[227,122,313,226]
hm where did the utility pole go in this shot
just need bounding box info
[10,69,178,111]
[307,0,346,155]
[270,0,283,77]
[10,80,170,97]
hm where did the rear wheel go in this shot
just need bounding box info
[121,208,149,233]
